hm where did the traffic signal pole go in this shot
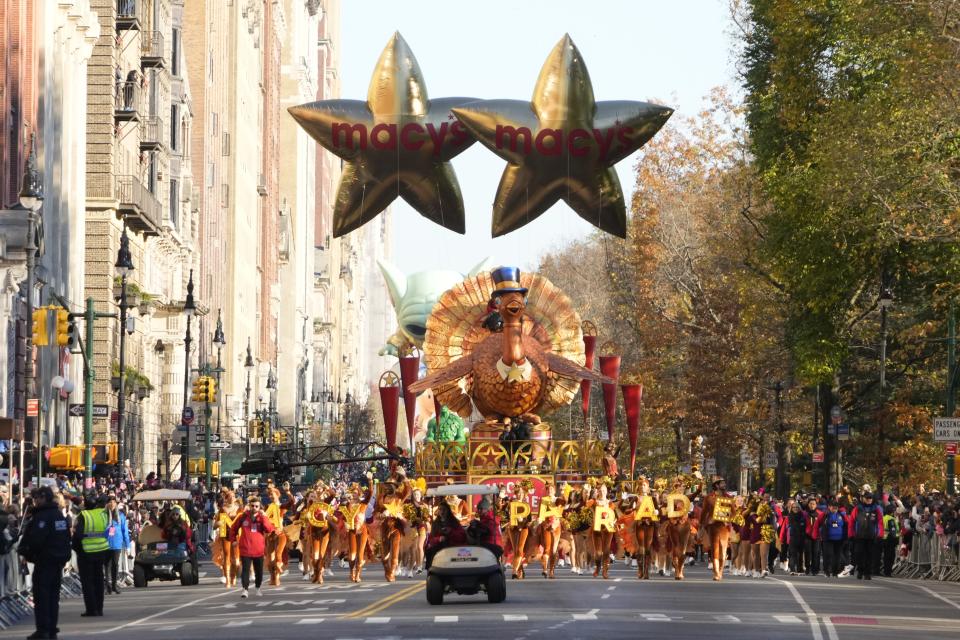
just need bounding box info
[205,395,212,486]
[947,302,956,495]
[84,298,95,478]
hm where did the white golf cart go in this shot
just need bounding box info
[425,484,506,605]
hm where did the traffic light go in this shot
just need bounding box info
[191,376,207,403]
[32,307,48,346]
[248,419,262,441]
[55,308,70,346]
[66,317,78,350]
[207,378,217,404]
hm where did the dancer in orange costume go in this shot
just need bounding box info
[701,477,732,581]
[340,484,371,583]
[263,486,288,585]
[508,480,534,579]
[589,481,615,579]
[377,479,410,582]
[537,482,563,579]
[664,477,700,581]
[633,477,659,580]
[302,488,336,584]
[214,489,242,587]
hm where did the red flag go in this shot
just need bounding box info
[580,335,596,423]
[378,385,400,451]
[621,384,643,478]
[598,355,621,441]
[398,355,420,446]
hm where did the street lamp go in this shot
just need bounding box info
[19,134,42,497]
[212,309,226,438]
[877,281,894,496]
[244,337,254,457]
[266,367,277,445]
[181,269,196,486]
[115,222,134,478]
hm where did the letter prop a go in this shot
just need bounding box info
[287,32,476,237]
[510,501,532,527]
[452,34,673,238]
[634,495,659,522]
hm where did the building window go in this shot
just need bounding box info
[171,28,181,77]
[170,104,179,150]
[169,179,179,228]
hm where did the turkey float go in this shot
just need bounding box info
[409,266,611,426]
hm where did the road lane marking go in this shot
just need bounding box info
[601,594,610,599]
[572,608,599,620]
[774,615,803,623]
[344,582,424,619]
[771,577,824,640]
[97,583,235,634]
[153,626,183,631]
[642,613,671,621]
[295,618,326,624]
[365,616,390,623]
[824,617,840,640]
[714,615,740,623]
[223,620,252,627]
[607,586,616,591]
[614,578,623,582]
[913,583,960,612]
[435,615,458,622]
[504,615,528,621]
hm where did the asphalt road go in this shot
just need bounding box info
[4,561,960,640]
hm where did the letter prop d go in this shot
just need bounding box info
[510,501,531,527]
[288,32,477,237]
[666,494,691,519]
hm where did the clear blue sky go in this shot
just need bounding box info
[339,0,736,275]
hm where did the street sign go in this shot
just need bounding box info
[704,458,716,475]
[182,407,195,426]
[211,442,231,450]
[68,404,109,418]
[945,442,958,456]
[812,451,824,463]
[836,423,850,441]
[26,399,39,417]
[763,451,778,468]
[740,450,757,468]
[195,432,221,443]
[934,417,960,442]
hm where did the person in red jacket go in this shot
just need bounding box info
[230,495,276,598]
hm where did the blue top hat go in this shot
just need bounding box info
[490,266,528,295]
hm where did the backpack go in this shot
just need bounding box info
[855,506,880,540]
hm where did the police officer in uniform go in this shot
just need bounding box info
[19,486,72,640]
[72,493,110,617]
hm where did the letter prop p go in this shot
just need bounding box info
[510,501,531,527]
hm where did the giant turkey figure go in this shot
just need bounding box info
[408,267,612,424]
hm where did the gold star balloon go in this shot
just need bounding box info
[452,34,674,238]
[288,33,477,237]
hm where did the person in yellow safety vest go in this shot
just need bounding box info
[71,494,110,617]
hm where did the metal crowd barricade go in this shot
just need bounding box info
[0,546,86,630]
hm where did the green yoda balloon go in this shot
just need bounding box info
[378,258,491,357]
